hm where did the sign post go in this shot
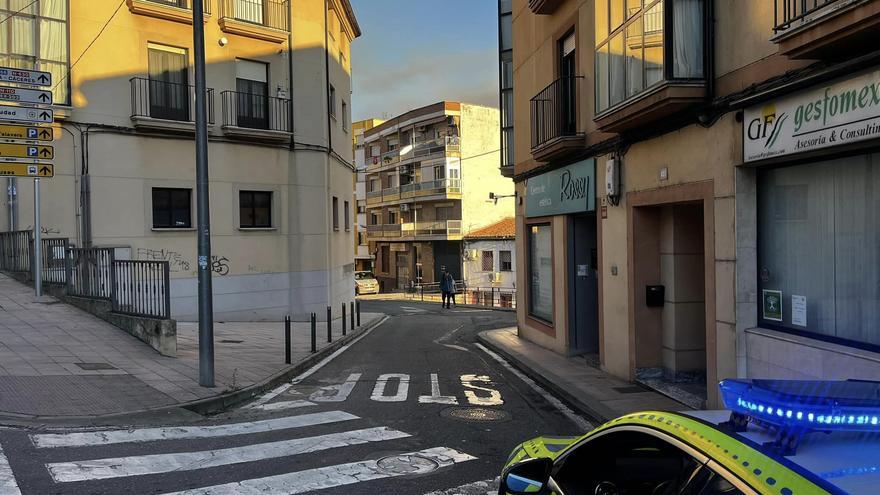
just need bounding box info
[0,66,54,297]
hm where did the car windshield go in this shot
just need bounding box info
[355,272,374,280]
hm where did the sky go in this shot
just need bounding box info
[348,0,499,122]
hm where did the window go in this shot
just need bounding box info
[342,100,348,130]
[239,190,272,228]
[388,210,397,224]
[435,206,452,221]
[370,145,380,157]
[370,212,379,225]
[152,188,191,229]
[332,196,339,230]
[357,204,366,214]
[235,59,269,129]
[758,154,880,348]
[500,250,512,271]
[148,43,188,121]
[344,200,350,231]
[481,251,494,272]
[328,84,336,117]
[0,0,70,105]
[594,0,705,114]
[528,224,553,322]
[358,232,366,245]
[433,165,445,181]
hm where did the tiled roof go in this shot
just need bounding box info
[465,217,516,239]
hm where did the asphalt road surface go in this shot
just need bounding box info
[0,300,590,494]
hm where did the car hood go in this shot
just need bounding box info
[355,279,378,286]
[502,435,579,471]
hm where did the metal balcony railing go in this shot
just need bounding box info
[774,0,842,32]
[130,77,215,124]
[142,0,211,13]
[221,90,291,132]
[220,0,289,31]
[530,75,584,150]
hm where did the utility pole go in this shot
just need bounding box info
[193,0,214,387]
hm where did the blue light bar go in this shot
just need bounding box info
[719,379,880,432]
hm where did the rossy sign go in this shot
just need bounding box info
[744,69,880,162]
[525,158,595,217]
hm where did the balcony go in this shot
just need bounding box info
[366,221,463,241]
[127,0,210,24]
[130,77,215,132]
[219,0,290,43]
[221,90,291,141]
[530,76,586,162]
[364,179,462,207]
[773,0,880,59]
[367,136,461,172]
[528,0,563,14]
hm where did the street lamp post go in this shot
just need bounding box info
[192,0,214,387]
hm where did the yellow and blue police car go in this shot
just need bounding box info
[499,379,880,494]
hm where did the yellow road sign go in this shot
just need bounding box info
[0,143,53,159]
[0,163,53,178]
[0,124,53,141]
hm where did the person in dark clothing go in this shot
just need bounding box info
[440,269,451,308]
[442,271,457,308]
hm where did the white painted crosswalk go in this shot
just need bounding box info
[47,426,412,482]
[0,442,21,495]
[162,447,477,495]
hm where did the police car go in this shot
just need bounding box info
[499,379,880,494]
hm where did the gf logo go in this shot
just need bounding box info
[747,104,788,149]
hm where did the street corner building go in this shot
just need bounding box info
[505,0,880,408]
[360,102,515,292]
[0,0,363,322]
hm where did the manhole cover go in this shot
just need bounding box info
[74,362,117,371]
[442,407,511,422]
[376,454,440,475]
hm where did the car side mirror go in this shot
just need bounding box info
[501,457,553,494]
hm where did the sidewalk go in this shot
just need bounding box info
[478,328,688,423]
[0,273,383,424]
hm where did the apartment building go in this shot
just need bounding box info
[352,118,383,273]
[363,102,513,291]
[510,0,880,407]
[0,0,361,321]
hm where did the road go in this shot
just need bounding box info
[0,300,589,494]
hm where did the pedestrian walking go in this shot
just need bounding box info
[443,271,457,309]
[440,269,451,308]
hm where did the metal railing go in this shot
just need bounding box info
[112,260,171,320]
[0,230,32,273]
[67,247,115,300]
[219,0,290,31]
[530,75,584,150]
[774,0,841,32]
[221,90,291,132]
[369,137,461,171]
[130,77,215,124]
[141,0,211,13]
[41,238,69,285]
[367,220,462,239]
[406,282,516,309]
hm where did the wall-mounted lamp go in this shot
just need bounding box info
[488,192,515,205]
[218,37,229,47]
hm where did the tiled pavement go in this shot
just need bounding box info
[0,273,382,418]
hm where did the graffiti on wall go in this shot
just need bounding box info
[137,248,191,272]
[211,256,229,276]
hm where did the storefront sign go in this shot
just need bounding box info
[744,69,880,162]
[525,159,595,218]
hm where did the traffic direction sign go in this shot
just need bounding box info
[0,163,53,178]
[0,124,53,141]
[0,104,52,124]
[0,67,52,86]
[0,143,53,159]
[0,86,51,105]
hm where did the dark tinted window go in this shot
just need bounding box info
[152,188,191,228]
[240,191,272,228]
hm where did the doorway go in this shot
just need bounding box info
[568,214,599,357]
[631,202,707,408]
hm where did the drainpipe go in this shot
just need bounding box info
[6,178,15,231]
[323,0,333,313]
[286,0,295,143]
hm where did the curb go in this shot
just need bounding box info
[476,330,614,424]
[0,315,388,429]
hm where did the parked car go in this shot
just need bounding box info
[354,271,380,295]
[499,379,880,495]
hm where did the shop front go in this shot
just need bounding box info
[516,158,598,357]
[741,68,880,381]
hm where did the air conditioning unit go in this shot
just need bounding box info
[489,272,502,284]
[400,204,410,212]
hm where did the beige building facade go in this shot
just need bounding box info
[352,118,382,273]
[363,102,514,291]
[510,0,880,407]
[0,0,361,321]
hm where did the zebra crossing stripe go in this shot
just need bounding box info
[47,427,411,482]
[161,447,477,495]
[249,399,317,412]
[0,443,21,495]
[31,410,351,449]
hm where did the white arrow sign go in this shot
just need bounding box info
[0,86,52,105]
[0,67,52,86]
[0,104,52,124]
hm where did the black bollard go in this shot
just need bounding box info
[284,315,291,364]
[342,303,347,335]
[356,300,361,326]
[327,306,332,343]
[310,313,317,353]
[350,301,355,330]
